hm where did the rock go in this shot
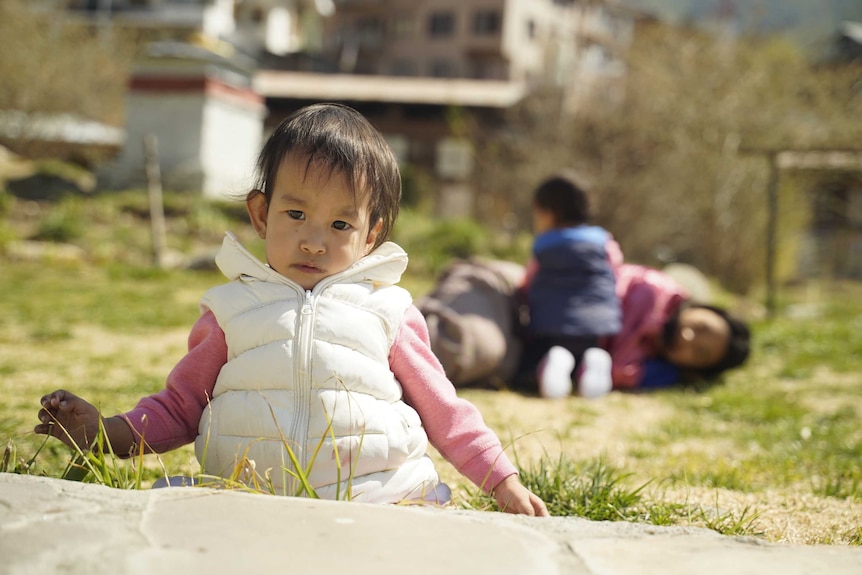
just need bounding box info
[662,263,713,303]
[1,474,861,575]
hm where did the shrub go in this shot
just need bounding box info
[32,198,85,243]
[394,214,490,276]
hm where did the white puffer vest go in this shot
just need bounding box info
[195,232,439,503]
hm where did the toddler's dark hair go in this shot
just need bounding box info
[533,170,592,227]
[251,103,401,248]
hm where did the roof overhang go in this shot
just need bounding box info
[777,150,862,172]
[253,71,527,108]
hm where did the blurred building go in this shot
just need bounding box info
[318,0,639,109]
[65,0,319,58]
[59,0,644,211]
[64,1,639,108]
[322,0,576,83]
[255,1,643,216]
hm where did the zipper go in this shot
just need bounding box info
[260,258,388,493]
[290,289,316,487]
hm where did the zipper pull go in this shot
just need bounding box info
[302,290,314,315]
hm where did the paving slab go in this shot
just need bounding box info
[1,473,860,575]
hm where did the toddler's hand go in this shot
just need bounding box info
[35,390,103,451]
[493,475,549,517]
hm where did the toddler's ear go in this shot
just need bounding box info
[247,190,268,239]
[365,218,383,252]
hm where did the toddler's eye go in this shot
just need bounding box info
[332,220,352,231]
[287,210,305,220]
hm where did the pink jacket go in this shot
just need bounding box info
[120,306,518,493]
[605,264,689,388]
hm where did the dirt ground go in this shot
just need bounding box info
[430,388,862,546]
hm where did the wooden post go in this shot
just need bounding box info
[144,134,167,269]
[739,147,862,318]
[765,152,779,318]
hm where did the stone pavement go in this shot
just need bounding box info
[1,474,861,575]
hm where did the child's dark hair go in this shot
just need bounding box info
[251,103,401,248]
[533,170,591,226]
[691,304,751,380]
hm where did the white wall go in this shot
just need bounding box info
[101,93,205,191]
[101,87,264,198]
[200,95,266,198]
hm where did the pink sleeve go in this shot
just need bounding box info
[120,310,227,453]
[522,258,539,289]
[608,265,687,388]
[390,306,518,493]
[608,282,660,388]
[605,234,624,270]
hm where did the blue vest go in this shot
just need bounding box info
[528,226,621,338]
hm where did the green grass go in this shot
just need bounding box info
[610,284,862,505]
[756,285,862,377]
[460,456,764,537]
[0,263,219,333]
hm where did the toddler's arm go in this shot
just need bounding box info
[119,309,227,452]
[35,310,227,456]
[36,390,136,454]
[391,306,549,516]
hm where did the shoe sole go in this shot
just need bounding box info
[578,347,613,399]
[539,346,575,399]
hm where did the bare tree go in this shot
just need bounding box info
[473,20,862,292]
[0,0,137,150]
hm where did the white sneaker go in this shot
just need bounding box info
[577,347,613,399]
[538,346,575,399]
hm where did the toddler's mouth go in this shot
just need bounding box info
[293,262,324,274]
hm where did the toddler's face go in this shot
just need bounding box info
[248,155,380,290]
[532,205,555,235]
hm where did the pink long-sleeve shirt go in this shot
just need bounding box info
[605,264,689,388]
[121,306,517,493]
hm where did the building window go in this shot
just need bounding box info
[468,60,500,80]
[392,13,414,38]
[430,59,457,78]
[473,10,500,35]
[391,59,416,76]
[358,17,384,46]
[527,19,537,40]
[428,12,455,38]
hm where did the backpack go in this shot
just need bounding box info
[416,258,525,388]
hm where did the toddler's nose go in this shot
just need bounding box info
[300,232,326,254]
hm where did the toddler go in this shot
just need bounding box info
[35,103,547,516]
[517,171,621,399]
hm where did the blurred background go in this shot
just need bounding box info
[1,0,861,303]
